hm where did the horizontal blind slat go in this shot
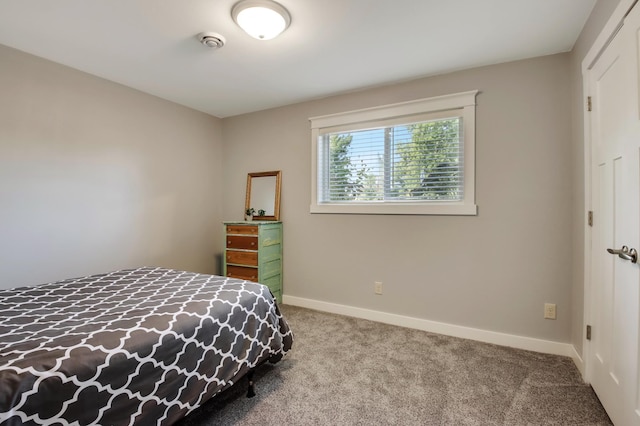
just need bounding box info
[321,116,463,202]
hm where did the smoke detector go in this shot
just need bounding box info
[198,32,226,49]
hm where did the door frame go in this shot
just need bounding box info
[582,0,637,382]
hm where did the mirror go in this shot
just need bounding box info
[245,171,282,221]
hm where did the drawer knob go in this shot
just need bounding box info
[251,242,255,246]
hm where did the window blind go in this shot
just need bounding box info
[318,117,463,203]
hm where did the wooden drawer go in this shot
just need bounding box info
[226,235,258,250]
[226,265,258,281]
[226,250,258,266]
[226,225,258,235]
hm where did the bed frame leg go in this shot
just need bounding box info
[246,370,256,398]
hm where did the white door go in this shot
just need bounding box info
[589,3,640,425]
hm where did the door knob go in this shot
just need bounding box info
[606,245,638,263]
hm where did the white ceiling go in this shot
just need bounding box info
[0,0,596,118]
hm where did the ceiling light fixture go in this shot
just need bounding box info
[231,0,291,41]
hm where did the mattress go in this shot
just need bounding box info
[0,267,293,425]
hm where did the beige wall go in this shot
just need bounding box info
[223,54,574,342]
[569,0,620,357]
[0,44,224,289]
[0,0,618,346]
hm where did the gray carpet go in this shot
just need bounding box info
[178,305,612,425]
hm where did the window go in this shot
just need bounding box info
[310,91,478,215]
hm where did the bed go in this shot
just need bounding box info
[0,267,293,425]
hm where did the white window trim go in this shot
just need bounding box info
[309,90,478,215]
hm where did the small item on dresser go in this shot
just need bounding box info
[245,170,281,221]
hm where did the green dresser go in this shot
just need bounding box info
[223,221,282,303]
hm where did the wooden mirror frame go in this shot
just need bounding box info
[245,171,282,221]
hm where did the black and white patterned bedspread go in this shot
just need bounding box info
[0,267,293,425]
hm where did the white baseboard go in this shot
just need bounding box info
[283,295,577,360]
[571,345,585,376]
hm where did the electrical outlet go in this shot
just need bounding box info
[374,281,383,295]
[544,303,556,320]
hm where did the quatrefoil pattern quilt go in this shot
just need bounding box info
[0,267,293,425]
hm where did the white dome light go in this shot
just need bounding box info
[232,0,291,40]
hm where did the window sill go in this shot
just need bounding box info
[310,202,478,216]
